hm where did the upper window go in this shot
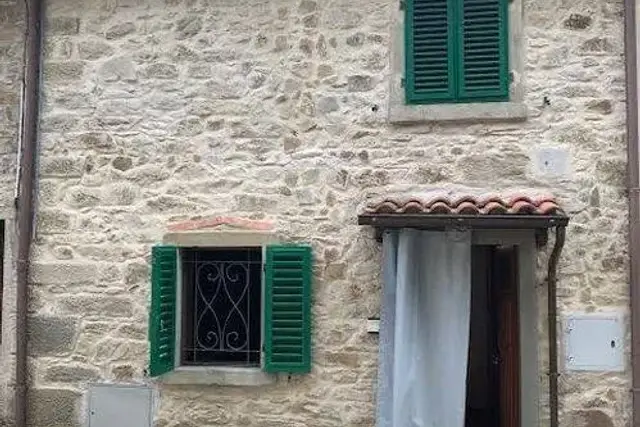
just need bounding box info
[405,0,509,104]
[148,244,313,378]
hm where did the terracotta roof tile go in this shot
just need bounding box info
[365,191,565,216]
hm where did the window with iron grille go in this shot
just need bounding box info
[181,248,262,367]
[405,0,509,104]
[148,244,313,377]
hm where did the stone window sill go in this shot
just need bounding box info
[158,366,277,386]
[389,102,528,124]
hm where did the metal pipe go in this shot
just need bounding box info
[624,0,640,423]
[15,0,43,424]
[547,226,566,427]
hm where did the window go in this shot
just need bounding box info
[180,248,262,367]
[148,243,313,379]
[405,0,509,104]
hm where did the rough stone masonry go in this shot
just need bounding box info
[0,0,631,425]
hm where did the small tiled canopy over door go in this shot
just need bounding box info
[358,192,569,427]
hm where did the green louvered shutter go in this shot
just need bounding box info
[264,245,312,374]
[456,0,509,101]
[405,0,456,103]
[149,245,177,377]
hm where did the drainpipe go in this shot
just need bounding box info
[547,226,566,427]
[625,0,640,424]
[15,0,43,425]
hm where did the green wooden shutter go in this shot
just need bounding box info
[149,245,177,377]
[264,245,312,374]
[456,0,509,101]
[405,0,457,103]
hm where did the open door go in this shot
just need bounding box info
[467,245,520,427]
[494,246,520,427]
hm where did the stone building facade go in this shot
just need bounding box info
[0,0,632,426]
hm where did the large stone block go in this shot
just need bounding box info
[43,62,85,82]
[31,263,98,285]
[565,410,614,427]
[36,209,72,234]
[98,56,137,82]
[59,295,134,318]
[46,17,80,35]
[28,316,77,356]
[28,388,80,427]
[40,156,84,178]
[44,365,100,383]
[78,39,115,60]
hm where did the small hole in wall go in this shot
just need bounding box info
[611,340,616,348]
[371,105,379,112]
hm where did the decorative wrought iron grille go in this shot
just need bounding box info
[181,248,262,366]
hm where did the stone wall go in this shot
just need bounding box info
[0,0,24,423]
[28,0,629,426]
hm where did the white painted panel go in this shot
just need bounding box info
[88,385,153,427]
[565,314,624,372]
[531,147,571,178]
[367,318,380,333]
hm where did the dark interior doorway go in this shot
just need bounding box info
[466,245,520,427]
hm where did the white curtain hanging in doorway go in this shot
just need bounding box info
[377,229,472,427]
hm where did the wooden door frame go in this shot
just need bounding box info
[472,230,538,427]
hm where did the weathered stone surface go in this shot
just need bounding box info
[105,22,135,39]
[580,37,615,53]
[28,388,80,427]
[143,63,179,79]
[44,365,100,383]
[564,14,592,30]
[37,209,71,234]
[175,16,202,39]
[77,133,116,151]
[346,32,365,47]
[565,410,615,427]
[47,17,80,35]
[31,263,98,284]
[316,96,339,113]
[28,316,77,356]
[44,62,85,82]
[586,99,613,114]
[78,39,115,60]
[98,56,137,82]
[59,296,134,318]
[40,156,84,177]
[112,156,133,171]
[112,364,135,380]
[347,75,374,92]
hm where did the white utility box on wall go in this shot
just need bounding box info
[564,313,625,372]
[88,385,153,427]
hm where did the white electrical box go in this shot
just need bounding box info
[88,385,153,427]
[564,314,624,372]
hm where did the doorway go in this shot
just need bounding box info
[466,245,520,427]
